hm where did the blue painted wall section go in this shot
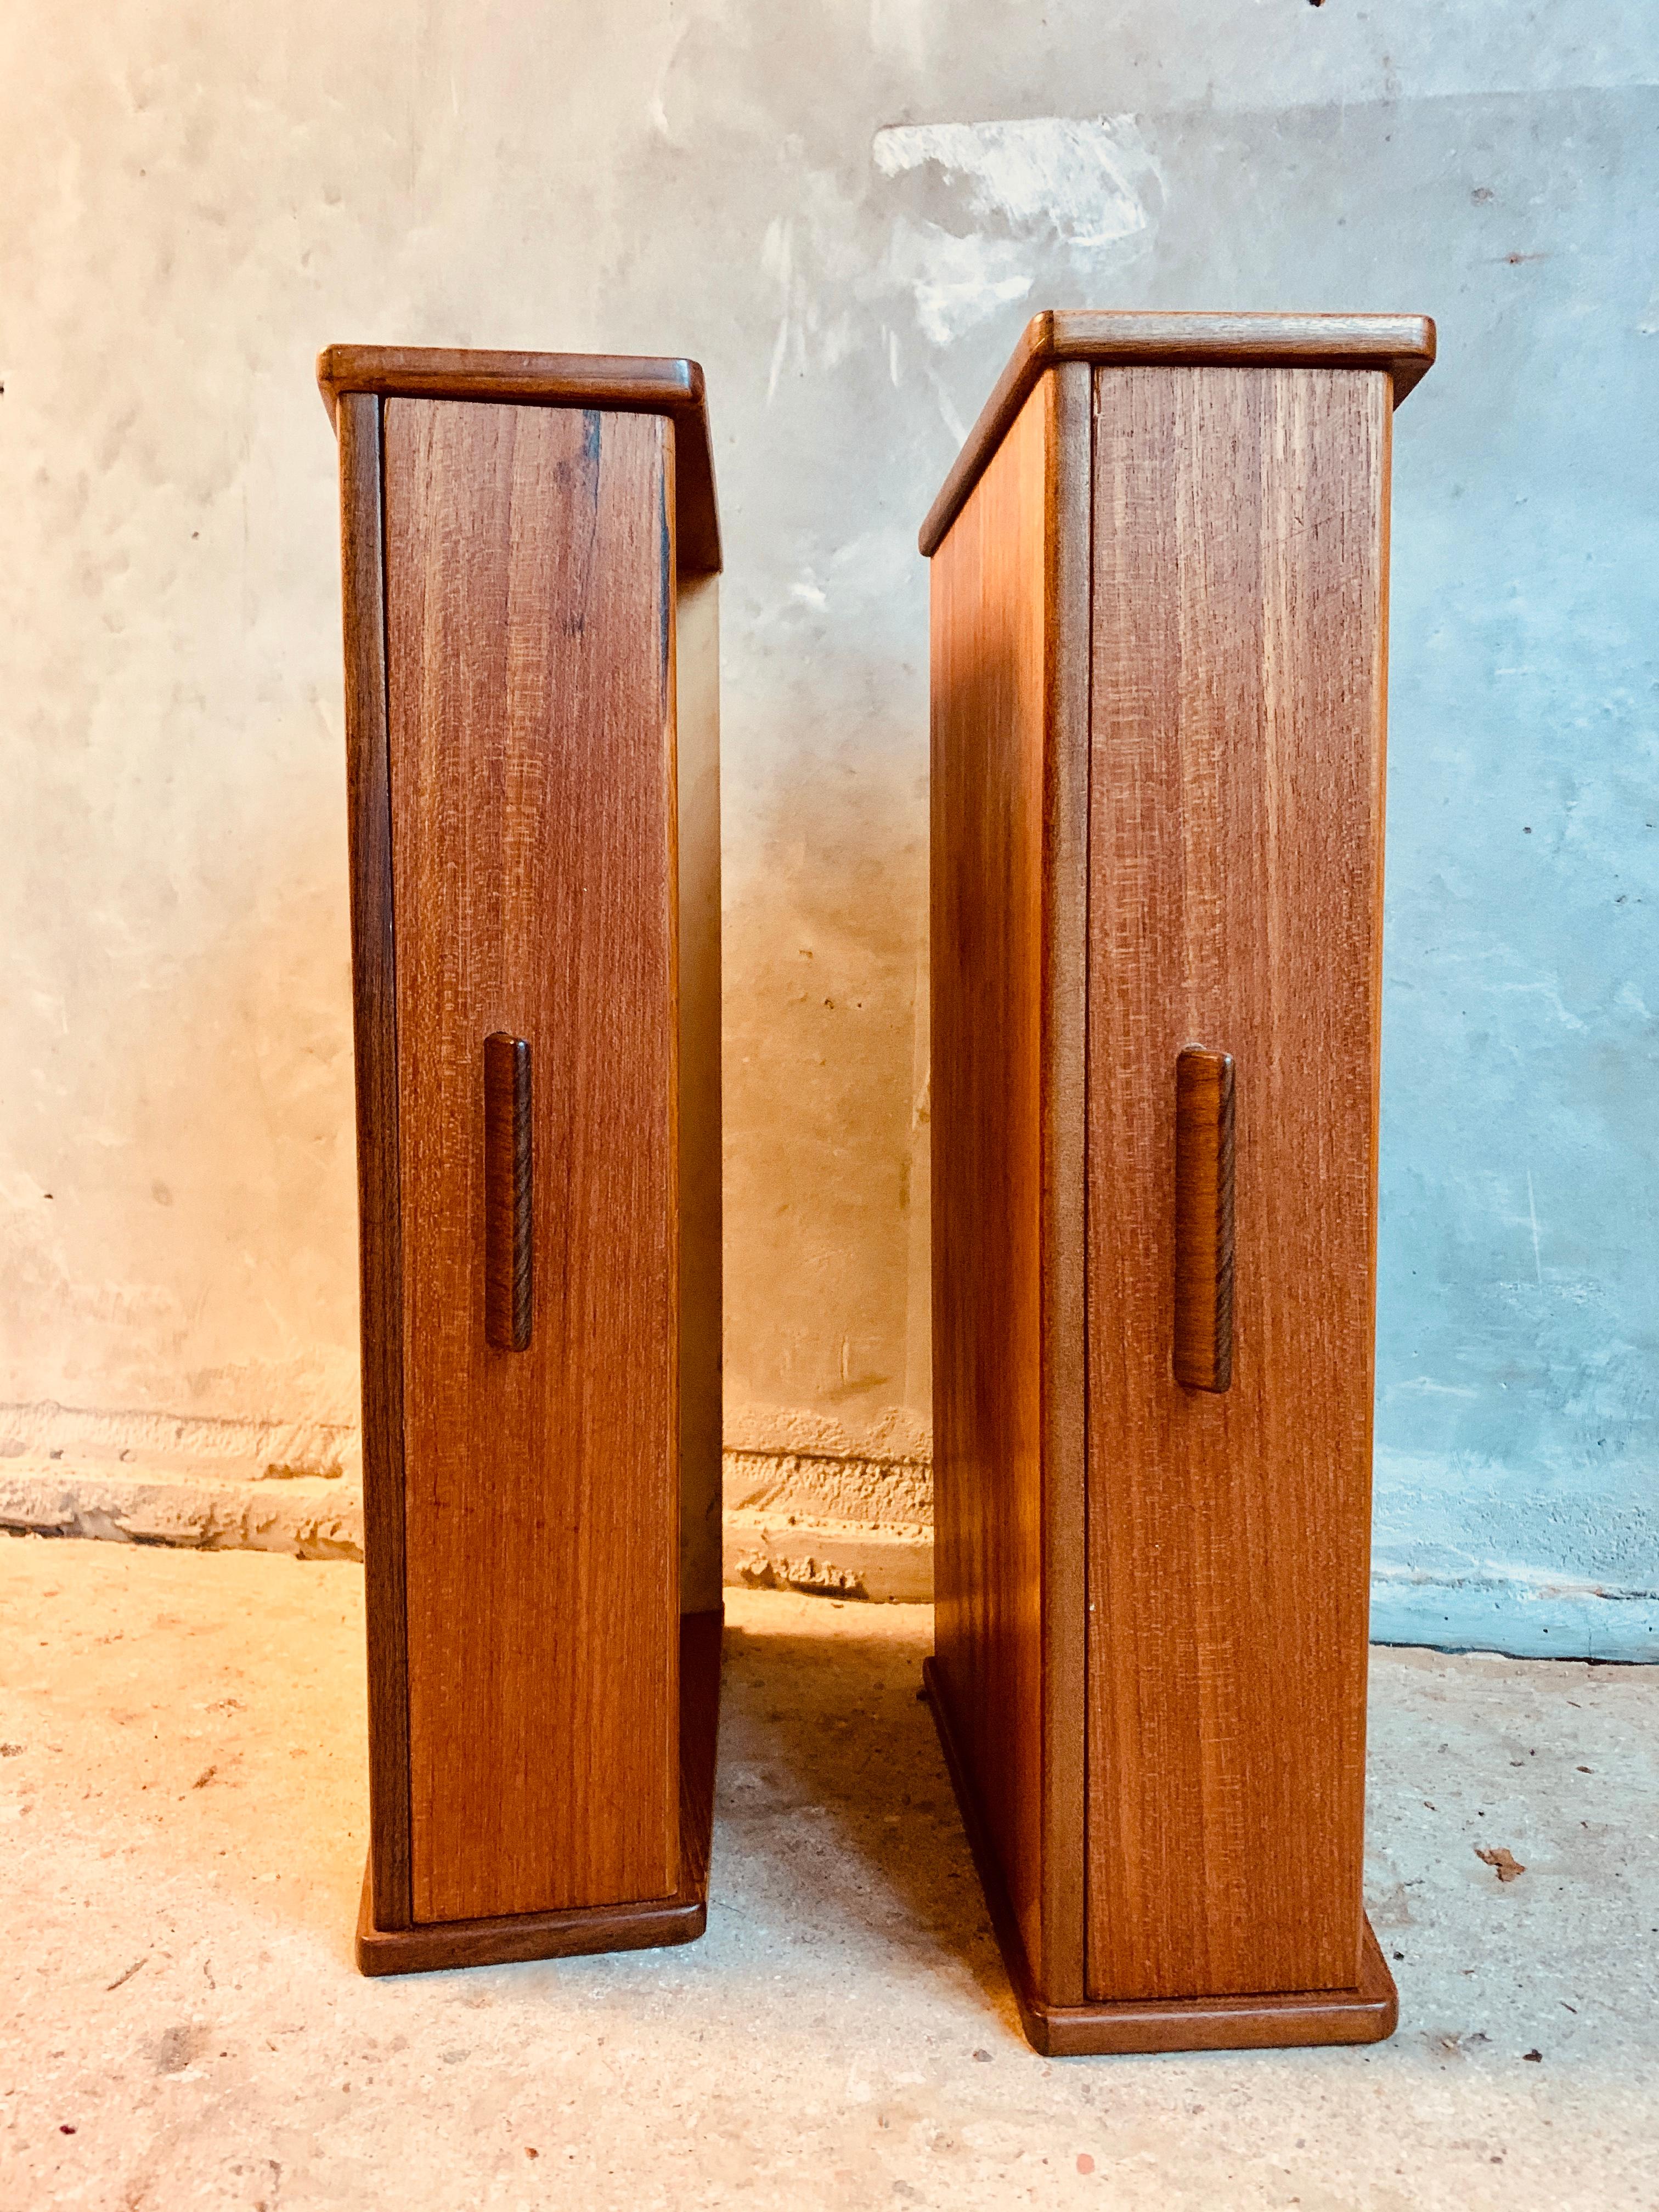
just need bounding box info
[1371,92,1659,1656]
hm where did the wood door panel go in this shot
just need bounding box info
[383,398,679,1925]
[1085,366,1389,2002]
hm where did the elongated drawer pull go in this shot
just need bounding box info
[1173,1046,1235,1393]
[483,1034,533,1352]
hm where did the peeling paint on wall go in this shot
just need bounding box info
[872,115,1158,250]
[873,115,1160,345]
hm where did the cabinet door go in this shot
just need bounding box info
[1085,366,1389,2000]
[383,398,679,1923]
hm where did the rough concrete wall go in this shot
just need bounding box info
[1,3,1655,1653]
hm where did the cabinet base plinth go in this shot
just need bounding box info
[357,1609,721,1977]
[922,1657,1398,2057]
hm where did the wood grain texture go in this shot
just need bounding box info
[336,392,413,1932]
[483,1033,533,1353]
[919,310,1434,557]
[930,370,1061,1993]
[1172,1048,1236,1393]
[675,573,724,1615]
[1084,365,1391,2003]
[384,398,680,1925]
[358,1609,723,1974]
[319,348,721,575]
[1036,360,1093,2005]
[924,1658,1396,2056]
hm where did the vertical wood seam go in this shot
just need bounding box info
[374,392,414,1930]
[1075,365,1095,1999]
[1356,381,1393,1961]
[1039,362,1093,2005]
[342,392,413,1931]
[662,420,684,1887]
[674,565,724,1618]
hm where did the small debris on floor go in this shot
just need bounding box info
[1476,1846,1527,1881]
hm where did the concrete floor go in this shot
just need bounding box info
[2,1538,1655,2211]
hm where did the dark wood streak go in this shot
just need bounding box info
[317,347,722,575]
[336,392,413,1932]
[483,1034,533,1353]
[1173,1048,1236,1393]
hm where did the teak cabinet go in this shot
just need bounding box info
[921,312,1435,2055]
[319,347,723,1976]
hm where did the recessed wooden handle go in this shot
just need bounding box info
[1173,1047,1235,1393]
[484,1034,533,1352]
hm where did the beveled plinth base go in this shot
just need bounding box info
[357,1609,721,1977]
[923,1656,1398,2057]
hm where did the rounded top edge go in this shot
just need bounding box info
[919,308,1437,557]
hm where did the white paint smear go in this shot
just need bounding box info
[873,115,1159,251]
[885,222,1033,347]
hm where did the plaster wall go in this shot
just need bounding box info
[1,1,1655,1654]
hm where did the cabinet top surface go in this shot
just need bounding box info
[318,345,721,574]
[918,309,1435,558]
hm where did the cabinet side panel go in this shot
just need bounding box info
[931,379,1051,1986]
[338,393,413,1931]
[1085,366,1387,2001]
[386,399,680,1923]
[676,569,723,1616]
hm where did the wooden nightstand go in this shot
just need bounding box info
[319,347,722,1974]
[922,311,1434,2053]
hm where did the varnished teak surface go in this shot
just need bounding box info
[927,315,1418,2049]
[334,353,724,1967]
[358,1611,723,1974]
[923,1660,1396,2055]
[337,393,414,1932]
[1085,365,1388,2003]
[929,376,1050,1991]
[318,347,720,575]
[929,365,1093,2007]
[384,398,680,1925]
[674,574,725,1613]
[919,310,1433,556]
